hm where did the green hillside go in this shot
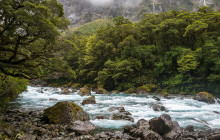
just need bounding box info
[66,19,114,36]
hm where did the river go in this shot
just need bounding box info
[9,86,220,130]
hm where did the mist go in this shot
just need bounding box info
[87,0,114,6]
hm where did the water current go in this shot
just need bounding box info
[10,86,220,130]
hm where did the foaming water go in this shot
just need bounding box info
[12,86,220,129]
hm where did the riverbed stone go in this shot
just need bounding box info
[61,88,71,95]
[77,87,91,96]
[193,92,215,104]
[43,101,90,124]
[82,96,96,105]
[108,107,125,112]
[96,88,109,94]
[67,121,95,135]
[110,111,134,122]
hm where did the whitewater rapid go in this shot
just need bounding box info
[11,86,220,130]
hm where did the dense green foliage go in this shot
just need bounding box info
[54,7,220,95]
[0,0,69,111]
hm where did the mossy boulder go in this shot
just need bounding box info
[136,85,151,95]
[124,88,135,94]
[193,92,215,104]
[96,88,109,94]
[82,96,96,105]
[43,101,90,124]
[77,87,91,96]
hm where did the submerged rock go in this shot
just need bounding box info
[77,87,91,96]
[43,101,90,124]
[82,96,96,105]
[108,107,125,112]
[152,96,161,101]
[193,92,215,104]
[150,104,167,112]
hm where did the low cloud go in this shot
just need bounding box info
[87,0,113,6]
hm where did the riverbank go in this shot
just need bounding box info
[1,109,220,139]
[1,86,220,139]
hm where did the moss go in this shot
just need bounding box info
[43,101,86,124]
[124,88,135,94]
[88,96,95,99]
[137,85,151,92]
[72,83,81,89]
[0,76,28,112]
[161,90,168,96]
[80,87,90,93]
[198,92,214,99]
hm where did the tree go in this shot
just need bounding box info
[0,0,69,79]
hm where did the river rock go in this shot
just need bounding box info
[150,104,167,112]
[136,119,148,128]
[193,92,215,104]
[213,111,220,114]
[110,111,134,122]
[43,101,90,124]
[77,87,91,96]
[185,125,194,132]
[82,96,96,105]
[49,98,58,101]
[142,130,163,140]
[96,88,109,94]
[109,107,125,112]
[94,115,105,119]
[61,88,71,95]
[136,89,148,95]
[73,135,95,140]
[20,134,37,140]
[67,121,95,135]
[149,114,182,137]
[152,96,161,101]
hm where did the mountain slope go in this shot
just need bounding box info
[58,0,220,25]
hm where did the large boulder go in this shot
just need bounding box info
[82,96,96,105]
[149,114,182,138]
[67,121,96,135]
[193,92,215,104]
[77,87,91,96]
[43,101,90,124]
[96,88,109,94]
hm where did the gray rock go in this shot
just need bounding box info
[82,96,96,105]
[109,107,125,112]
[77,87,91,96]
[68,121,96,135]
[110,111,134,122]
[152,96,161,101]
[185,125,194,132]
[149,114,182,136]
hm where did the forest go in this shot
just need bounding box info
[0,0,220,110]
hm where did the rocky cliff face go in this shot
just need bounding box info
[58,0,219,25]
